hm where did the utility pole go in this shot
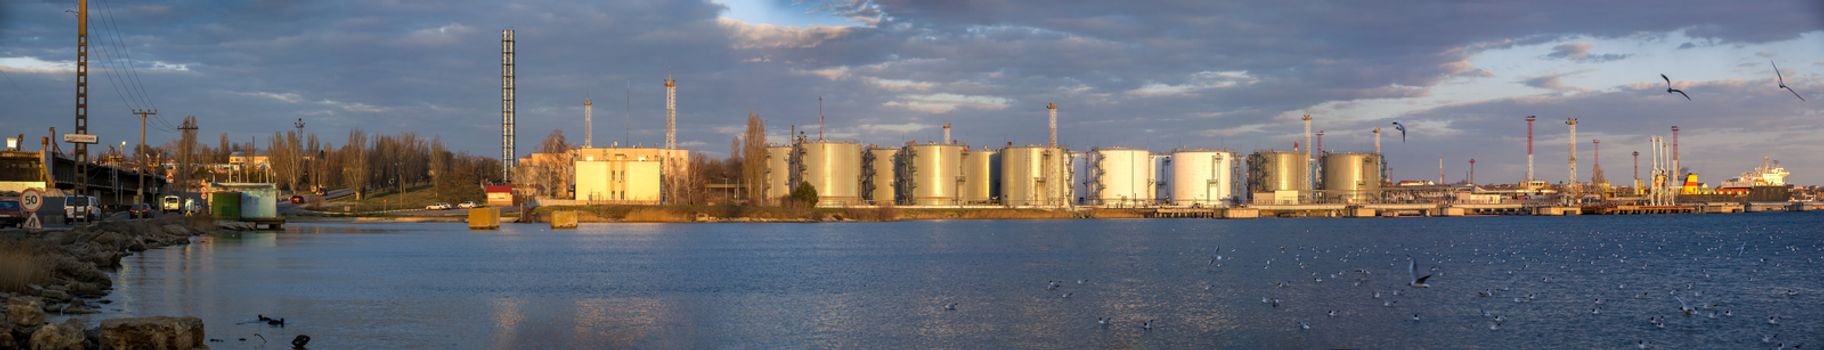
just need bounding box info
[178,116,198,194]
[294,117,305,193]
[133,109,155,203]
[73,0,91,196]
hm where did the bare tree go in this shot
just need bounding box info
[513,130,573,199]
[342,129,370,200]
[741,112,768,205]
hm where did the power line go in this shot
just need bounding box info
[96,0,157,110]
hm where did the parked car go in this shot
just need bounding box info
[160,195,183,213]
[0,198,23,228]
[64,196,100,223]
[457,201,479,209]
[290,195,305,204]
[129,203,154,219]
[426,202,452,210]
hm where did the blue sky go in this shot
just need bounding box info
[1,0,1821,184]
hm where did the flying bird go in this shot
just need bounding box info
[1661,74,1691,100]
[1407,256,1432,288]
[1390,122,1408,143]
[1773,61,1805,101]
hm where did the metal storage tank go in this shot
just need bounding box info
[864,147,899,205]
[1320,152,1383,203]
[959,147,997,204]
[1089,148,1155,207]
[1000,146,1072,207]
[1169,150,1235,207]
[898,143,963,206]
[1247,150,1309,193]
[798,141,863,206]
[765,146,793,202]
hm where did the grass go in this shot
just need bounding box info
[320,184,455,212]
[0,240,55,294]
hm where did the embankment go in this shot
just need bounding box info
[2,217,220,349]
[527,205,1087,223]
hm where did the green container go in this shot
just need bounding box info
[210,192,242,220]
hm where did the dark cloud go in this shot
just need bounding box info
[0,0,1818,182]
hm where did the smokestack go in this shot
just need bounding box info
[1437,153,1444,185]
[501,29,516,179]
[1373,128,1381,154]
[1469,158,1476,185]
[943,122,951,144]
[1671,125,1679,177]
[1525,115,1535,183]
[818,96,825,141]
[584,98,592,148]
[665,72,676,149]
[1633,150,1640,186]
[1567,118,1578,187]
[1315,130,1324,156]
[1047,101,1058,148]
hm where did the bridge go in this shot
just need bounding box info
[1,150,167,208]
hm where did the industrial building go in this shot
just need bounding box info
[572,147,688,205]
[764,146,794,203]
[1319,152,1384,204]
[796,140,863,206]
[1166,149,1238,208]
[898,143,964,206]
[1087,148,1155,207]
[959,147,997,205]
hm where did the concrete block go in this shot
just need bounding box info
[1442,207,1466,217]
[550,211,578,229]
[467,208,500,230]
[1347,207,1377,218]
[1223,208,1260,219]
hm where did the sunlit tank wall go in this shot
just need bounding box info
[899,143,963,206]
[765,146,793,202]
[1321,152,1383,203]
[1169,150,1235,207]
[1089,148,1155,207]
[797,141,863,206]
[1247,150,1310,194]
[1001,146,1072,207]
[864,147,899,205]
[960,147,997,204]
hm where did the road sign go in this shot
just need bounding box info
[63,133,99,144]
[20,188,43,211]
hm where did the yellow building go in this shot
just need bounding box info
[573,147,688,205]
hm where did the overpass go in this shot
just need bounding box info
[1,150,167,208]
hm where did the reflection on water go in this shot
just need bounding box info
[103,215,1824,348]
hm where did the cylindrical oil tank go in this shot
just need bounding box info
[865,147,899,205]
[1247,150,1310,194]
[1090,148,1155,207]
[1001,146,1071,207]
[1321,152,1382,203]
[798,141,863,206]
[765,146,792,202]
[1170,150,1235,207]
[959,148,996,204]
[900,143,963,206]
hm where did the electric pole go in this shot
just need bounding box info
[133,109,155,203]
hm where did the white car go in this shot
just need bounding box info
[64,196,100,223]
[425,203,453,210]
[457,201,479,209]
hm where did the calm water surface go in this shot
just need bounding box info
[102,214,1824,349]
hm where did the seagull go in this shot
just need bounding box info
[1638,340,1649,349]
[1328,310,1337,318]
[1407,256,1432,288]
[1061,292,1073,299]
[1764,334,1779,344]
[1662,74,1692,100]
[1142,319,1155,331]
[1390,122,1408,143]
[1773,61,1806,101]
[1097,317,1108,326]
[1411,313,1421,321]
[1048,281,1060,290]
[944,303,957,311]
[1299,321,1311,330]
[1768,315,1780,325]
[1676,296,1696,316]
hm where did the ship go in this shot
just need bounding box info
[1679,157,1792,203]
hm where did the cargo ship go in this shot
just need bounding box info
[1678,157,1792,203]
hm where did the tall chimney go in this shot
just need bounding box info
[584,98,592,148]
[501,29,516,179]
[1469,158,1476,185]
[1566,118,1578,187]
[1525,115,1535,183]
[1373,128,1381,154]
[1437,153,1445,185]
[1047,101,1058,148]
[665,72,677,149]
[943,122,951,144]
[1670,125,1679,177]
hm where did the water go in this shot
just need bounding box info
[99,214,1823,349]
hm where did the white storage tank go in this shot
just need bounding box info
[1320,152,1383,203]
[1000,146,1073,207]
[899,143,964,206]
[797,141,863,206]
[959,147,997,204]
[1089,148,1155,207]
[1169,149,1236,207]
[864,147,899,205]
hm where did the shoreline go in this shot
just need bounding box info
[2,216,225,349]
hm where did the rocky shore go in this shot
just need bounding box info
[1,217,220,349]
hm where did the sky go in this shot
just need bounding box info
[1,0,1821,185]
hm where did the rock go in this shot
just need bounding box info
[6,296,45,328]
[98,316,205,350]
[0,329,15,349]
[28,318,84,350]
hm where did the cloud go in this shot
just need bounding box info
[883,93,1011,113]
[1545,42,1631,63]
[718,17,853,49]
[856,122,931,134]
[401,23,476,46]
[1521,72,1587,92]
[1126,71,1258,97]
[0,56,75,74]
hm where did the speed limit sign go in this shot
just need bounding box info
[20,188,43,211]
[20,188,42,230]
